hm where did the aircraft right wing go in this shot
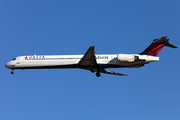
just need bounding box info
[80,67,128,76]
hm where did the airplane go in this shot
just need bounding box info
[5,36,177,77]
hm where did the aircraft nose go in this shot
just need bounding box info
[5,62,11,69]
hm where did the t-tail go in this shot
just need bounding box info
[140,36,177,56]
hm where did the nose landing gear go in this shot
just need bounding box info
[11,69,14,74]
[96,72,101,77]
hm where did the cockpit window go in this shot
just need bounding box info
[12,58,16,60]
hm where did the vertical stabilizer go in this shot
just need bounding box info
[140,36,177,56]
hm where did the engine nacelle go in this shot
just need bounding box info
[117,54,139,62]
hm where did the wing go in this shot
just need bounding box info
[99,69,128,76]
[78,46,128,76]
[77,46,98,67]
[80,67,128,76]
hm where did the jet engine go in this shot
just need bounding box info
[117,54,139,62]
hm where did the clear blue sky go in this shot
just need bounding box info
[1,0,180,120]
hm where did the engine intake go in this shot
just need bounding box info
[117,54,139,62]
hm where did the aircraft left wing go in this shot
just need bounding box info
[77,46,98,67]
[78,46,127,76]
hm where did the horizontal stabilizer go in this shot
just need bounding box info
[165,42,178,48]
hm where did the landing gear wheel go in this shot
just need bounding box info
[11,69,14,74]
[96,72,101,77]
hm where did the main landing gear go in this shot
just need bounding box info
[11,69,14,74]
[96,72,101,77]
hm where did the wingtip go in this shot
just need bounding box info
[122,74,128,76]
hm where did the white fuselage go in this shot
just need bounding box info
[5,54,159,69]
